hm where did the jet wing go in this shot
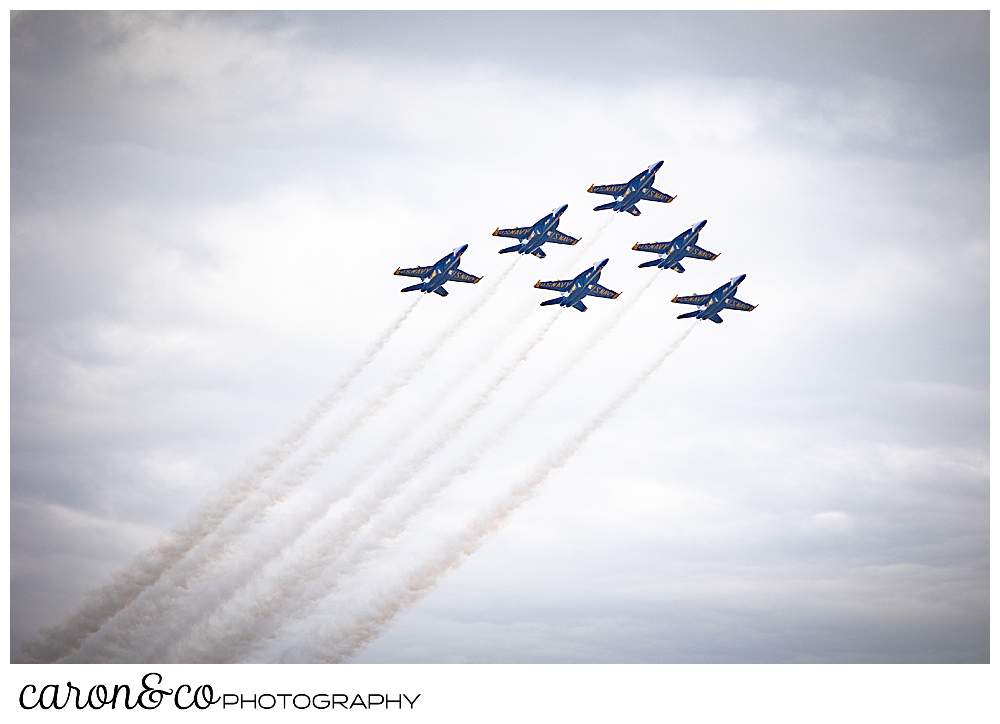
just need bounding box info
[641,187,675,203]
[394,265,434,278]
[671,294,712,306]
[587,283,620,299]
[534,279,574,292]
[632,241,671,253]
[448,269,482,284]
[587,183,628,197]
[685,245,719,261]
[493,226,532,239]
[722,297,756,312]
[546,230,580,245]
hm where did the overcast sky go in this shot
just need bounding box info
[11,11,988,664]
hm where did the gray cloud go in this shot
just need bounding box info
[11,11,987,663]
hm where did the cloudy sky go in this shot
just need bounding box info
[11,11,988,664]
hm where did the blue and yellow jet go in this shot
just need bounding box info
[493,204,580,258]
[632,220,718,273]
[672,274,756,323]
[587,161,675,216]
[394,244,482,296]
[534,259,621,312]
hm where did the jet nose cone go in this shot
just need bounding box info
[554,204,569,216]
[649,160,664,173]
[597,258,609,269]
[696,220,708,231]
[456,244,469,255]
[733,273,746,284]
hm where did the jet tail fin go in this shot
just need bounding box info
[672,262,685,273]
[708,314,723,323]
[626,207,641,217]
[593,202,617,212]
[572,300,588,312]
[677,310,700,319]
[432,287,449,297]
[401,284,424,293]
[638,259,661,269]
[498,244,521,254]
[540,297,563,307]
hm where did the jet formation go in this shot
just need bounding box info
[393,162,755,320]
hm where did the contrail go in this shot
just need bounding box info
[280,296,424,449]
[558,215,616,273]
[49,262,518,663]
[183,275,661,662]
[135,292,564,661]
[17,296,421,664]
[159,311,564,663]
[307,322,698,663]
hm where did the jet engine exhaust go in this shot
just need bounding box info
[185,275,665,663]
[18,296,422,664]
[304,322,697,662]
[41,262,521,664]
[157,311,564,663]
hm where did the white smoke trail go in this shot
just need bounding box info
[279,296,424,449]
[307,322,697,663]
[17,297,421,664]
[558,215,616,273]
[51,262,518,663]
[131,287,572,661]
[160,311,564,662]
[151,278,554,658]
[185,275,661,662]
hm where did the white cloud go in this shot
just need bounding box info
[11,12,987,663]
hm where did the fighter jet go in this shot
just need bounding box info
[632,220,718,273]
[493,204,580,259]
[671,274,756,323]
[587,161,675,216]
[534,258,621,312]
[394,244,482,296]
